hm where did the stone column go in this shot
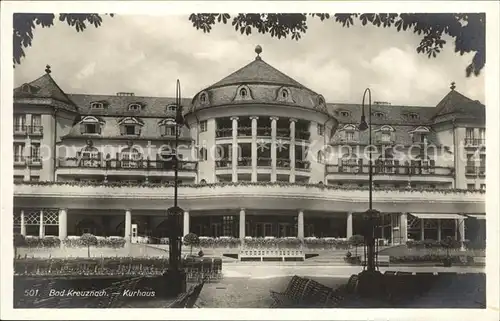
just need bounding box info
[39,210,44,238]
[58,208,68,240]
[270,117,279,182]
[239,208,246,240]
[400,212,408,243]
[457,217,466,250]
[20,210,26,236]
[289,118,296,183]
[251,116,258,182]
[346,212,353,239]
[420,218,425,240]
[183,211,190,237]
[125,209,132,242]
[231,116,239,183]
[437,219,442,241]
[297,210,304,240]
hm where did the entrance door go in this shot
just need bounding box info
[211,223,221,237]
[131,224,138,243]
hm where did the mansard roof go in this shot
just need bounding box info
[433,89,485,122]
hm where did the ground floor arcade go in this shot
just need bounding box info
[13,208,485,246]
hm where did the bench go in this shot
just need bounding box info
[270,275,345,308]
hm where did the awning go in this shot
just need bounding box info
[409,213,466,220]
[467,214,486,220]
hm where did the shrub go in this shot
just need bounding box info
[348,234,364,256]
[183,233,200,255]
[81,233,98,258]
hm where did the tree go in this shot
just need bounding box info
[81,233,98,258]
[183,233,200,255]
[348,234,365,257]
[189,13,485,77]
[13,13,113,66]
[13,233,26,259]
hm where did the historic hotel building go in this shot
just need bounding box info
[13,47,486,246]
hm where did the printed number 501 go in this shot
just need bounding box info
[24,289,39,296]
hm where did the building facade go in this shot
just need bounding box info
[13,48,486,246]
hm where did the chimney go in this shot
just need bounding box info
[116,92,135,97]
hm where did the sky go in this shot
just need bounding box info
[14,14,485,107]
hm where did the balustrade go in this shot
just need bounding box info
[464,138,485,146]
[237,127,252,137]
[215,128,232,138]
[276,158,291,169]
[238,157,252,166]
[295,160,310,170]
[326,163,454,176]
[257,157,272,167]
[57,158,198,171]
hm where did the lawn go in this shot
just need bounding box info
[378,245,485,257]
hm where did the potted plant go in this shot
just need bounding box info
[441,236,454,267]
[13,233,26,258]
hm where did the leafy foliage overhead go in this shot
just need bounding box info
[188,13,485,77]
[13,13,114,65]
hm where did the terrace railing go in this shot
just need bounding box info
[466,165,486,177]
[326,164,454,176]
[464,138,485,146]
[57,158,198,171]
[215,128,232,138]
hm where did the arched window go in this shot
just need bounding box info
[77,145,101,168]
[120,147,142,168]
[159,119,181,137]
[240,88,248,98]
[282,90,288,98]
[128,103,141,111]
[90,102,104,109]
[199,147,207,161]
[200,93,207,103]
[79,116,103,135]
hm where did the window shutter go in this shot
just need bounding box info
[120,125,125,136]
[80,123,85,134]
[135,125,141,136]
[98,125,102,134]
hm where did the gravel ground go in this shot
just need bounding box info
[196,276,347,308]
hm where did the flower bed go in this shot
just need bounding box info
[406,239,466,250]
[14,256,222,276]
[390,254,473,265]
[19,236,126,249]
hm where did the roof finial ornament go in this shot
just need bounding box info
[255,45,262,60]
[450,81,456,91]
[45,65,51,74]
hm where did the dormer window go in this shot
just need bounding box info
[91,102,104,109]
[409,113,419,120]
[128,103,141,111]
[79,116,103,135]
[118,117,143,136]
[342,124,359,142]
[374,112,385,119]
[318,96,325,105]
[200,93,208,103]
[340,111,350,117]
[240,88,248,98]
[22,84,31,93]
[159,119,181,137]
[317,124,324,136]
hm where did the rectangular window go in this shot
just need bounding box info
[467,183,475,190]
[31,114,41,127]
[14,175,24,182]
[345,131,354,141]
[317,124,324,136]
[479,128,485,140]
[30,176,40,182]
[480,184,486,190]
[85,124,97,134]
[200,120,207,132]
[125,125,136,135]
[466,128,475,139]
[14,114,26,131]
[31,143,41,160]
[223,216,234,237]
[14,143,24,162]
[381,133,391,142]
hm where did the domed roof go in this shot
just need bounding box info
[189,46,327,114]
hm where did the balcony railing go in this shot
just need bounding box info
[276,128,291,138]
[257,157,272,167]
[466,165,486,177]
[296,160,310,170]
[57,158,198,171]
[465,138,485,146]
[257,127,272,136]
[26,156,42,166]
[326,164,454,176]
[237,127,252,137]
[295,130,310,140]
[238,157,252,166]
[276,158,291,168]
[215,128,232,138]
[28,125,43,136]
[215,158,232,168]
[13,125,27,135]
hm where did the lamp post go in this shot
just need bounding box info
[356,88,383,296]
[164,79,186,296]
